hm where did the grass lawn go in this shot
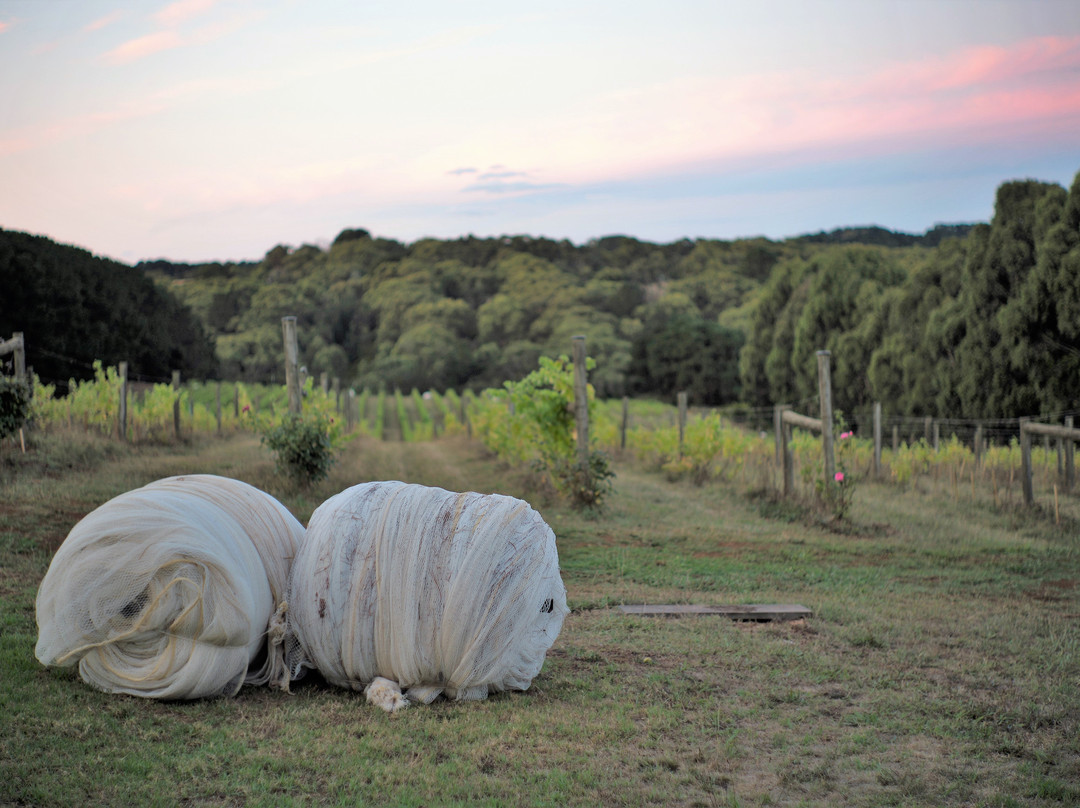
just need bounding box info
[1,430,1078,807]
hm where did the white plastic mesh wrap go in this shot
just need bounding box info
[287,481,569,703]
[35,474,305,700]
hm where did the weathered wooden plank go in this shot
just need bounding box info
[781,410,822,432]
[617,604,812,622]
[1022,421,1080,441]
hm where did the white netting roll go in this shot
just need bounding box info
[35,474,305,700]
[287,481,569,703]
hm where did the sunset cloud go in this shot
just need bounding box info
[2,1,1078,262]
[103,30,184,64]
[84,10,123,32]
[155,0,220,27]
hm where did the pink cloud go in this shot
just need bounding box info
[557,33,1080,186]
[0,19,12,34]
[84,10,124,33]
[103,30,184,64]
[0,102,167,158]
[155,0,220,27]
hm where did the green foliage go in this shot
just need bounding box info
[0,228,217,387]
[0,377,30,439]
[261,411,338,485]
[473,355,616,509]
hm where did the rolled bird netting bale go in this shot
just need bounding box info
[286,481,569,703]
[35,474,305,700]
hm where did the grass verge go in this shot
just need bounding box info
[1,433,1078,806]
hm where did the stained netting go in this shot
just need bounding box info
[286,481,569,703]
[35,474,305,700]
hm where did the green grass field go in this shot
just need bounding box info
[1,430,1078,807]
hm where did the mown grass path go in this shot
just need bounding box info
[1,431,1077,806]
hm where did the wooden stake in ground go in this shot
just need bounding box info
[282,316,301,415]
[171,370,181,440]
[572,336,590,485]
[118,361,128,442]
[816,350,835,484]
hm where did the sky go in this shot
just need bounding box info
[1,0,1078,264]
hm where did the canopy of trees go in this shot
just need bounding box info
[744,172,1080,420]
[6,169,1076,423]
[0,230,217,387]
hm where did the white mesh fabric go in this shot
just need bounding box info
[34,475,305,700]
[287,481,569,702]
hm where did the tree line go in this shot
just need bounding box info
[137,219,992,406]
[743,173,1080,420]
[3,169,1077,424]
[0,230,216,386]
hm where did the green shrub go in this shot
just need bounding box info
[261,412,337,485]
[0,377,31,440]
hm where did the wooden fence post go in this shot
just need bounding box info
[171,370,181,440]
[816,350,835,485]
[282,316,301,415]
[873,402,882,478]
[346,389,355,432]
[620,396,629,451]
[974,424,983,469]
[677,391,688,458]
[933,422,940,452]
[234,383,240,419]
[215,381,222,435]
[892,424,899,453]
[774,404,786,464]
[1066,416,1075,492]
[781,408,794,496]
[1020,419,1034,506]
[572,336,590,479]
[332,377,341,413]
[320,372,328,396]
[118,361,128,441]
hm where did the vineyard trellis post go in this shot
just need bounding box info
[774,403,787,464]
[1066,416,1075,492]
[118,361,128,441]
[873,402,882,477]
[215,382,223,435]
[974,424,983,468]
[620,396,629,450]
[171,370,181,440]
[282,316,302,415]
[571,336,590,486]
[677,391,688,458]
[817,350,835,483]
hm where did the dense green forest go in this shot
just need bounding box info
[743,173,1080,420]
[0,230,217,387]
[3,171,1077,421]
[136,224,978,405]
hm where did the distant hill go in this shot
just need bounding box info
[794,223,976,248]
